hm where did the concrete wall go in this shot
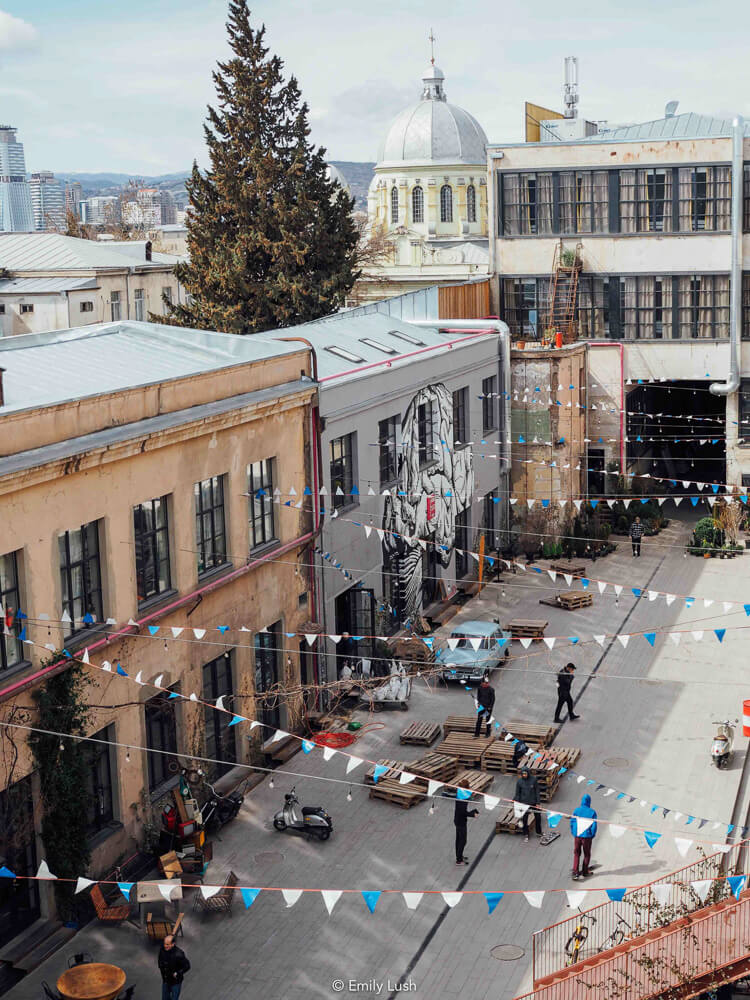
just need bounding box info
[0,361,316,883]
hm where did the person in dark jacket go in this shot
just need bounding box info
[454,797,479,864]
[159,935,191,1000]
[630,517,644,557]
[569,793,597,880]
[514,766,543,841]
[554,663,579,723]
[474,671,495,737]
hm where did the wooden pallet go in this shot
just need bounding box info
[550,562,586,578]
[495,803,523,835]
[400,720,441,746]
[483,740,542,773]
[443,716,479,736]
[505,720,557,748]
[369,778,425,809]
[365,759,408,785]
[434,733,495,767]
[513,747,581,801]
[507,619,548,640]
[443,769,495,798]
[410,752,459,784]
[557,591,593,610]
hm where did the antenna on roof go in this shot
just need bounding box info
[564,57,579,119]
[665,101,679,119]
[428,27,436,66]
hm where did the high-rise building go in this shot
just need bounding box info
[0,125,34,232]
[122,187,161,228]
[160,189,177,225]
[30,171,66,231]
[80,195,119,225]
[65,181,83,220]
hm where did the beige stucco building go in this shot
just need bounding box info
[0,233,183,337]
[0,321,318,928]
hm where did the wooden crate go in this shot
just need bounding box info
[434,732,495,768]
[507,619,548,640]
[495,803,523,835]
[365,759,408,785]
[557,591,593,610]
[369,779,425,809]
[410,752,459,784]
[443,769,495,799]
[505,720,557,748]
[400,721,441,746]
[550,562,586,578]
[443,716,479,736]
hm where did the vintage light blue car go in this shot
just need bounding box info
[437,620,511,684]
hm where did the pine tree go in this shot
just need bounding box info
[163,1,359,334]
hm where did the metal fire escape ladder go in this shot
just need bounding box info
[545,242,583,344]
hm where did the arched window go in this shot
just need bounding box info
[390,186,399,224]
[411,185,424,224]
[466,184,477,223]
[440,184,453,223]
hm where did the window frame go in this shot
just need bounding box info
[194,475,229,576]
[452,387,469,445]
[202,653,236,776]
[0,550,23,673]
[417,401,436,467]
[144,690,178,792]
[133,496,172,606]
[455,507,470,579]
[390,186,399,224]
[247,459,276,550]
[133,288,145,321]
[254,623,282,730]
[440,184,453,223]
[378,416,400,488]
[58,520,104,633]
[411,185,424,224]
[83,724,116,838]
[110,291,121,321]
[482,376,497,433]
[330,433,357,509]
[466,184,477,223]
[19,303,34,315]
[79,301,94,313]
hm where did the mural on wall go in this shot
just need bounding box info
[382,383,474,619]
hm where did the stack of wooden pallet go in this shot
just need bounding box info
[369,779,426,809]
[410,752,459,785]
[505,720,556,748]
[494,803,522,835]
[506,619,548,641]
[557,590,593,610]
[434,732,495,768]
[513,747,581,801]
[364,759,408,785]
[483,740,539,774]
[400,721,441,746]
[444,769,495,798]
[550,561,585,578]
[443,716,479,736]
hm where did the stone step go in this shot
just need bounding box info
[15,925,76,973]
[0,919,58,965]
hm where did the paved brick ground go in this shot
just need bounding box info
[9,505,750,1000]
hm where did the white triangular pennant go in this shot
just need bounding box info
[346,756,363,774]
[613,585,623,597]
[597,581,606,594]
[547,570,557,582]
[524,891,545,908]
[282,889,303,908]
[427,780,443,797]
[36,861,57,880]
[674,837,692,857]
[483,795,499,811]
[321,890,342,914]
[666,594,676,606]
[566,890,587,909]
[158,882,177,901]
[669,633,681,645]
[691,631,704,641]
[651,883,673,907]
[399,771,416,785]
[690,879,713,903]
[594,635,606,647]
[617,635,629,648]
[513,802,530,819]
[543,637,556,649]
[305,634,318,647]
[171,627,183,638]
[193,628,206,640]
[576,818,595,836]
[402,892,423,910]
[201,884,222,899]
[441,892,462,908]
[447,638,460,651]
[329,635,341,644]
[609,824,626,838]
[154,673,164,687]
[269,729,288,744]
[75,877,95,894]
[564,574,573,587]
[469,637,482,651]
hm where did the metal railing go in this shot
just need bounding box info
[518,891,750,999]
[532,842,745,983]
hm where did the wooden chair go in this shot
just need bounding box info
[192,871,238,917]
[90,884,132,923]
[145,911,183,942]
[158,848,208,883]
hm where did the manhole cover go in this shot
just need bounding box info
[491,945,525,961]
[254,851,284,865]
[603,757,629,769]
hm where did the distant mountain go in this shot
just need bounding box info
[56,162,375,210]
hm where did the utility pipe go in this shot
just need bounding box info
[710,115,744,399]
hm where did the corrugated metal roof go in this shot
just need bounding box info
[586,112,750,143]
[0,276,99,294]
[288,311,491,381]
[0,233,180,271]
[0,321,302,414]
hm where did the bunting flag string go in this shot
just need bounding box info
[13,863,750,914]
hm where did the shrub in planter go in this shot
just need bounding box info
[695,517,717,547]
[615,515,629,534]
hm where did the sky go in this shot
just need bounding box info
[3,0,750,176]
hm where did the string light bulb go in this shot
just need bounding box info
[269,776,274,789]
[59,740,64,752]
[429,799,435,816]
[347,786,352,802]
[125,748,130,763]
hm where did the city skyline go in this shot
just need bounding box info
[3,0,750,174]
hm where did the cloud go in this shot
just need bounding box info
[0,10,38,51]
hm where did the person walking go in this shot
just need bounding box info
[554,662,579,723]
[158,934,191,1000]
[569,793,597,880]
[454,797,479,865]
[630,516,644,557]
[474,671,495,737]
[514,765,543,842]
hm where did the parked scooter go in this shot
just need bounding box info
[201,779,244,830]
[273,786,333,840]
[711,719,738,769]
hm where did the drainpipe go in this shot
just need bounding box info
[710,115,744,400]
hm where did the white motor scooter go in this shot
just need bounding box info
[711,719,738,769]
[273,786,333,840]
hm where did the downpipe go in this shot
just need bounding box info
[710,115,744,399]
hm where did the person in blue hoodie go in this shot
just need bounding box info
[569,793,597,881]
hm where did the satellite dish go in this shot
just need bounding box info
[665,101,679,119]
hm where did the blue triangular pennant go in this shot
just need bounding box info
[148,625,160,636]
[580,578,590,589]
[362,891,381,914]
[484,892,504,914]
[690,497,699,506]
[241,887,261,909]
[644,831,661,849]
[644,632,656,646]
[547,813,562,828]
[117,882,134,898]
[590,500,598,509]
[714,629,726,643]
[228,715,244,727]
[373,764,388,783]
[116,662,128,676]
[217,625,229,635]
[302,740,315,754]
[456,788,472,801]
[0,867,15,878]
[632,588,641,597]
[728,875,746,900]
[606,888,627,902]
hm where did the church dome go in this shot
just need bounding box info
[377,65,488,169]
[325,163,352,197]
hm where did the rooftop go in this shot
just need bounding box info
[0,276,99,294]
[0,232,181,272]
[0,321,302,415]
[287,311,495,382]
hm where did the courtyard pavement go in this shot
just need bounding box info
[9,504,750,1000]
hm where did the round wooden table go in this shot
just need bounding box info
[57,963,126,1000]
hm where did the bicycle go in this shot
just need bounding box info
[598,913,634,951]
[564,908,597,966]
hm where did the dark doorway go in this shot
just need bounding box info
[422,544,439,608]
[254,623,282,730]
[0,776,39,948]
[144,690,178,791]
[299,640,319,713]
[335,587,375,662]
[202,653,236,778]
[588,448,605,496]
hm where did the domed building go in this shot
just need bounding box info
[355,63,489,303]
